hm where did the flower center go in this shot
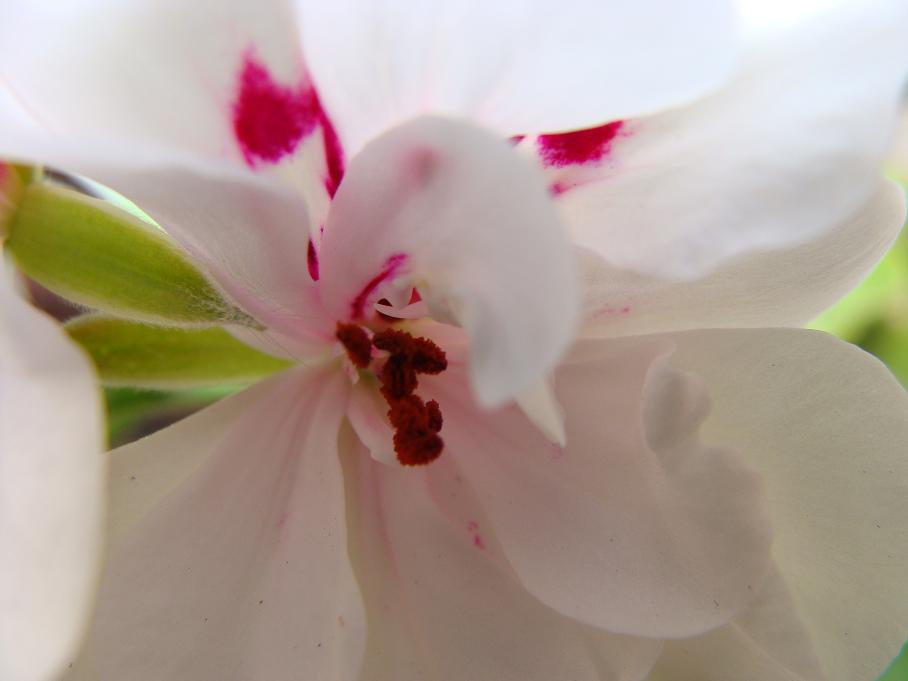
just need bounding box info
[336,322,448,466]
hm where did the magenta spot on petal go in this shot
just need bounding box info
[508,134,526,146]
[232,53,321,166]
[549,181,571,196]
[307,239,320,281]
[467,521,486,550]
[405,146,441,188]
[537,120,624,168]
[349,253,409,320]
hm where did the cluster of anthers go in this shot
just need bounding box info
[336,322,448,466]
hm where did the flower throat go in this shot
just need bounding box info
[336,323,447,466]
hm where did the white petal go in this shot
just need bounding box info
[341,432,663,681]
[666,328,908,681]
[554,0,908,277]
[0,264,105,681]
[423,339,772,638]
[645,567,825,681]
[579,180,906,336]
[318,116,579,407]
[515,378,566,446]
[298,0,739,155]
[66,368,366,680]
[0,0,303,164]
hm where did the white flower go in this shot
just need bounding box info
[0,165,105,681]
[1,2,907,680]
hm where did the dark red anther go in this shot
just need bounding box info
[373,329,447,374]
[386,394,426,430]
[410,342,447,375]
[371,328,413,355]
[387,394,444,466]
[425,400,443,432]
[335,322,372,368]
[370,328,448,466]
[379,354,418,400]
[394,429,444,466]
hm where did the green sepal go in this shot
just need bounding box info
[67,315,292,389]
[5,180,257,327]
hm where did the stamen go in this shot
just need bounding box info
[372,328,448,466]
[337,323,448,465]
[379,353,418,400]
[335,322,372,368]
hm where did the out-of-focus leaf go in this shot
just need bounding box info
[68,316,292,389]
[5,181,255,327]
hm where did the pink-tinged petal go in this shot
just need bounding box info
[65,369,365,680]
[578,180,906,336]
[645,567,825,681]
[422,339,772,638]
[319,116,579,407]
[555,0,908,277]
[341,433,663,681]
[347,381,398,466]
[100,165,334,346]
[0,264,105,681]
[666,328,908,681]
[297,0,738,156]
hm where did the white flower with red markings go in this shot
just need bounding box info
[1,1,908,681]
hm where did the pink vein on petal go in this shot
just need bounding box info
[537,120,625,168]
[350,253,409,320]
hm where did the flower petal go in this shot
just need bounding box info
[645,567,825,681]
[297,0,739,155]
[0,0,303,164]
[318,116,579,407]
[341,433,663,681]
[578,180,906,336]
[66,368,366,680]
[0,265,105,681]
[1,0,340,246]
[552,0,908,277]
[666,328,908,681]
[422,338,772,638]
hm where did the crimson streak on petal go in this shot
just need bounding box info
[349,253,409,320]
[537,120,625,167]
